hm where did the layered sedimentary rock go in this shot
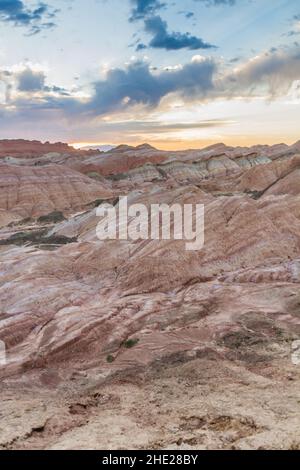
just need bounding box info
[65,141,300,194]
[238,155,300,193]
[0,140,78,158]
[0,164,112,223]
[0,139,300,449]
[1,158,300,374]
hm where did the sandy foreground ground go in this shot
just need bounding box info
[1,349,300,450]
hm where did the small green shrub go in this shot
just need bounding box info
[37,211,66,224]
[93,199,105,207]
[0,230,77,247]
[89,198,119,208]
[87,172,102,180]
[122,338,139,349]
[8,217,33,228]
[245,190,264,200]
[106,354,115,363]
[107,173,127,181]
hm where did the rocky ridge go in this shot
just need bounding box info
[0,139,300,449]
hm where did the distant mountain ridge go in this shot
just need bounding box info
[80,144,116,152]
[0,139,77,158]
[1,139,300,159]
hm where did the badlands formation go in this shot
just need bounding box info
[0,139,300,450]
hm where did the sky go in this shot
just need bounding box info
[0,0,300,149]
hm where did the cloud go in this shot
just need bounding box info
[220,47,300,97]
[286,30,300,37]
[139,15,216,50]
[130,0,237,19]
[88,57,216,114]
[0,1,58,34]
[0,57,217,121]
[1,46,300,130]
[194,0,236,5]
[136,43,147,50]
[0,64,71,106]
[129,0,165,21]
[180,11,195,19]
[131,1,215,52]
[107,119,231,134]
[84,47,300,114]
[286,16,300,38]
[17,68,46,92]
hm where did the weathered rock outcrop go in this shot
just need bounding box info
[0,139,300,450]
[0,164,112,223]
[66,141,300,191]
[0,140,78,158]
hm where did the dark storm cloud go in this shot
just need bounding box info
[139,15,216,50]
[0,0,58,34]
